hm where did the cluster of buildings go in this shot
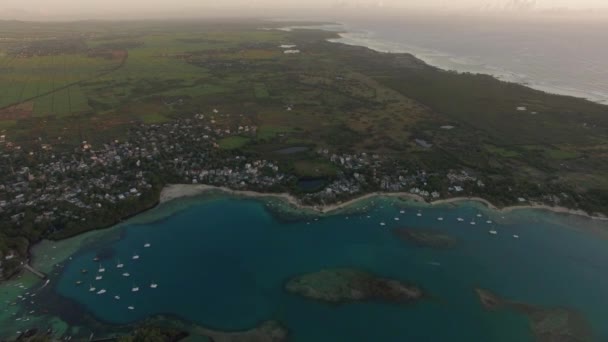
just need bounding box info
[301,150,482,205]
[186,157,288,190]
[0,113,290,278]
[1,110,562,280]
[0,114,291,226]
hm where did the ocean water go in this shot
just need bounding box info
[25,195,606,341]
[331,14,608,104]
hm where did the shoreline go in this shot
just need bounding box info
[2,183,605,332]
[326,28,608,105]
[275,21,607,104]
[160,184,608,221]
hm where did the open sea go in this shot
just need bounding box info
[330,14,608,104]
[1,193,607,341]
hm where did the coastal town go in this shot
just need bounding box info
[1,14,608,342]
[0,108,590,281]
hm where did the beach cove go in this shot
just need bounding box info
[1,186,608,341]
[160,184,608,221]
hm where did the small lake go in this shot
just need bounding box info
[296,178,326,192]
[273,146,309,155]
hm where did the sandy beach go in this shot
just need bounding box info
[160,184,608,221]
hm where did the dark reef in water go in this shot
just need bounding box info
[285,268,424,305]
[196,320,288,342]
[146,316,288,342]
[392,228,458,249]
[475,288,593,342]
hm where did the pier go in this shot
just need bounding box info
[23,264,47,279]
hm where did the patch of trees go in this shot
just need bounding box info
[578,189,608,216]
[95,41,144,50]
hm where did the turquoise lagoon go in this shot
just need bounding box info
[3,193,608,341]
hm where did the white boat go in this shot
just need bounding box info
[132,254,140,260]
[116,259,124,268]
[89,285,96,292]
[114,295,120,300]
[96,289,106,295]
[489,230,498,235]
[470,221,476,225]
[400,210,405,214]
[416,212,422,217]
[437,217,444,221]
[122,272,130,277]
[513,234,520,239]
[127,306,134,310]
[486,220,493,224]
[457,218,464,222]
[98,264,105,273]
[477,213,482,218]
[132,286,139,292]
[379,222,386,226]
[95,275,103,281]
[150,283,158,289]
[144,243,151,248]
[394,217,400,221]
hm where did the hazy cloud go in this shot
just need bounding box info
[1,0,607,20]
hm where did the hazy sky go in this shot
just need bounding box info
[3,0,607,8]
[2,0,608,20]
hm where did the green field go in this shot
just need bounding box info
[254,83,270,99]
[218,136,251,150]
[140,112,170,124]
[545,148,580,160]
[257,125,296,141]
[484,145,520,158]
[0,120,16,129]
[0,54,117,112]
[293,160,338,178]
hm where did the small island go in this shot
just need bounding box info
[475,288,592,342]
[392,228,458,249]
[285,268,424,304]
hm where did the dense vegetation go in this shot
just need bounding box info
[9,325,187,342]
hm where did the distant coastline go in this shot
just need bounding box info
[325,26,608,105]
[160,184,608,222]
[275,22,608,104]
